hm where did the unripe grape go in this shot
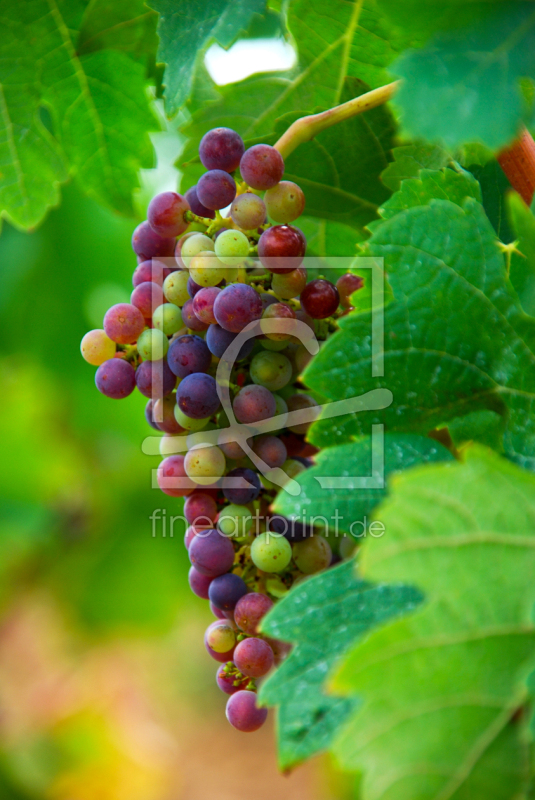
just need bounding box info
[185,444,226,485]
[181,233,215,267]
[251,532,292,573]
[217,504,254,538]
[214,229,250,266]
[261,302,296,341]
[137,328,169,361]
[163,270,190,306]
[271,268,307,300]
[264,181,305,223]
[189,251,226,287]
[206,620,237,653]
[293,535,332,574]
[152,303,183,335]
[250,351,292,391]
[81,329,115,365]
[174,406,210,432]
[230,193,267,229]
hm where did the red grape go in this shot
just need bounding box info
[188,565,213,599]
[233,385,276,424]
[192,286,221,325]
[234,637,274,678]
[234,592,274,635]
[157,455,195,497]
[189,529,235,577]
[205,324,254,361]
[132,259,170,287]
[240,144,284,190]
[103,303,145,344]
[147,191,190,238]
[258,225,306,273]
[182,298,209,331]
[252,435,287,468]
[176,373,221,419]
[131,220,176,260]
[223,468,261,505]
[300,278,340,319]
[226,690,267,732]
[199,127,245,173]
[153,393,184,434]
[336,273,364,307]
[216,664,249,695]
[130,281,165,319]
[184,493,218,526]
[209,573,248,611]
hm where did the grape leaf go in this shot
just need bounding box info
[273,434,453,534]
[468,161,514,243]
[148,0,268,115]
[305,176,535,470]
[508,191,535,317]
[258,559,423,770]
[381,144,452,192]
[392,2,535,150]
[77,0,158,58]
[331,447,535,800]
[0,0,158,229]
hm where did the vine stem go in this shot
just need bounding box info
[497,128,535,206]
[273,81,399,159]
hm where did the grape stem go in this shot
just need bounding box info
[274,81,399,159]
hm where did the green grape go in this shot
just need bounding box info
[271,393,288,430]
[163,270,190,306]
[214,229,250,266]
[264,181,305,223]
[282,458,306,480]
[81,329,115,365]
[181,233,215,267]
[189,251,226,287]
[251,532,292,573]
[174,405,210,432]
[223,266,240,283]
[152,303,183,335]
[293,535,332,574]
[292,343,313,374]
[261,338,288,352]
[184,444,226,485]
[250,351,292,391]
[159,434,185,456]
[206,621,237,653]
[218,504,254,539]
[137,328,169,361]
[271,268,307,300]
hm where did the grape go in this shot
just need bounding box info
[209,573,248,611]
[191,286,220,325]
[174,406,210,432]
[214,229,250,266]
[137,328,169,361]
[199,127,245,172]
[234,592,273,635]
[206,630,237,662]
[130,281,165,319]
[250,532,292,573]
[157,455,195,497]
[213,283,263,333]
[189,528,235,577]
[260,338,287,352]
[287,393,319,434]
[223,467,261,505]
[260,293,278,313]
[293,535,332,574]
[291,343,313,374]
[226,690,268,732]
[271,268,307,300]
[132,220,176,260]
[336,273,364,307]
[272,393,289,429]
[184,185,216,219]
[147,191,190,238]
[267,515,309,542]
[103,303,145,344]
[167,334,211,378]
[230,193,266,229]
[233,637,274,678]
[184,493,218,526]
[177,373,220,419]
[233,385,276,424]
[181,298,209,332]
[258,225,306,273]
[260,302,296,342]
[300,278,340,319]
[152,303,183,335]
[217,504,254,539]
[132,259,169,287]
[163,270,190,306]
[95,359,135,399]
[145,399,160,430]
[252,434,287,468]
[153,393,183,434]
[184,444,226,485]
[159,434,185,456]
[219,439,247,460]
[264,180,305,223]
[205,324,254,362]
[197,170,237,210]
[184,525,198,550]
[135,359,176,399]
[250,351,292,391]
[189,566,213,599]
[240,144,284,190]
[187,277,203,299]
[181,233,215,267]
[216,664,249,695]
[206,619,237,652]
[189,251,226,287]
[211,602,227,620]
[81,329,116,365]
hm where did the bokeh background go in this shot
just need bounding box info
[0,28,352,800]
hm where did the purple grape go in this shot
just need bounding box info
[192,286,221,325]
[189,529,235,577]
[135,359,176,399]
[230,193,267,229]
[147,191,190,238]
[240,144,284,190]
[132,259,171,287]
[184,525,197,550]
[131,281,165,319]
[103,303,145,344]
[187,276,203,298]
[197,170,237,210]
[209,573,248,611]
[205,324,254,362]
[252,435,287,468]
[300,279,340,319]
[223,468,261,505]
[95,359,135,399]
[199,127,245,173]
[188,565,213,599]
[176,373,221,419]
[213,284,263,333]
[182,298,209,331]
[145,399,160,430]
[268,515,312,542]
[216,664,249,695]
[131,220,176,260]
[233,385,276,424]
[234,637,274,678]
[226,690,268,732]
[184,493,218,526]
[234,592,274,635]
[167,334,211,378]
[260,293,278,312]
[211,601,227,620]
[184,185,216,219]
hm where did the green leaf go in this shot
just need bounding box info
[273,434,453,534]
[149,0,268,115]
[259,559,423,770]
[77,0,158,57]
[378,164,481,221]
[445,409,506,451]
[305,188,535,470]
[332,447,535,800]
[508,191,535,316]
[469,160,515,243]
[381,144,452,192]
[0,0,158,228]
[392,2,535,150]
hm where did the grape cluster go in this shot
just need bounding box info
[81,127,362,733]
